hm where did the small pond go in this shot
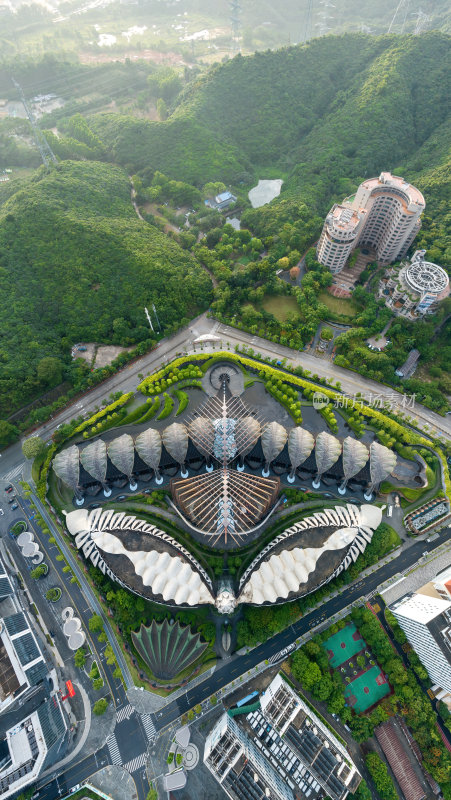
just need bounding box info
[248,179,283,208]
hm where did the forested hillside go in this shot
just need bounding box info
[0,161,212,416]
[0,32,449,422]
[88,33,450,209]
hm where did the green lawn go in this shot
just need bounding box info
[262,294,301,322]
[323,623,365,667]
[318,291,359,319]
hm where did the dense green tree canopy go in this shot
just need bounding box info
[0,161,212,416]
[22,436,46,460]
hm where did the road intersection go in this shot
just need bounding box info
[26,470,451,799]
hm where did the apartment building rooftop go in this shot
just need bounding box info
[360,173,425,209]
[0,694,68,800]
[0,559,14,601]
[328,205,362,233]
[259,673,360,800]
[390,592,451,624]
[0,611,48,714]
[204,711,290,800]
[205,674,361,800]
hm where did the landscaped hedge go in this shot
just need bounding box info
[265,381,302,424]
[137,396,161,422]
[157,393,174,420]
[74,392,133,434]
[138,352,450,500]
[119,401,151,425]
[173,389,189,416]
[140,365,203,395]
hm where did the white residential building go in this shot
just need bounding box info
[204,674,361,800]
[316,204,362,274]
[204,712,293,800]
[0,610,48,714]
[390,592,451,693]
[259,673,360,800]
[317,172,425,272]
[0,694,68,799]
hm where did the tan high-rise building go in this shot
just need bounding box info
[317,172,425,273]
[316,204,362,274]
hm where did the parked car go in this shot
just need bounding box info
[7,496,16,504]
[5,485,13,493]
[11,504,18,510]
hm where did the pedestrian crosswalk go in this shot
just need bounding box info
[141,713,156,741]
[106,733,122,765]
[116,704,134,723]
[123,753,147,773]
[1,464,24,483]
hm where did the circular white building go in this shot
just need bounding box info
[379,250,450,318]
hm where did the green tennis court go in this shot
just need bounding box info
[345,666,390,713]
[323,623,365,668]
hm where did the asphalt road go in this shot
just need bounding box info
[151,527,451,734]
[1,484,151,800]
[1,314,450,484]
[13,507,451,800]
[214,322,451,441]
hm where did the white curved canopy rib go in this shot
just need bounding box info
[240,526,358,604]
[238,503,383,604]
[53,445,80,490]
[64,508,214,607]
[342,436,369,480]
[288,427,315,470]
[261,421,287,465]
[369,441,397,488]
[315,431,342,477]
[135,428,162,470]
[80,440,107,484]
[162,423,189,465]
[108,433,135,478]
[92,530,214,606]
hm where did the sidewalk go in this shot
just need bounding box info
[89,766,137,800]
[127,667,217,714]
